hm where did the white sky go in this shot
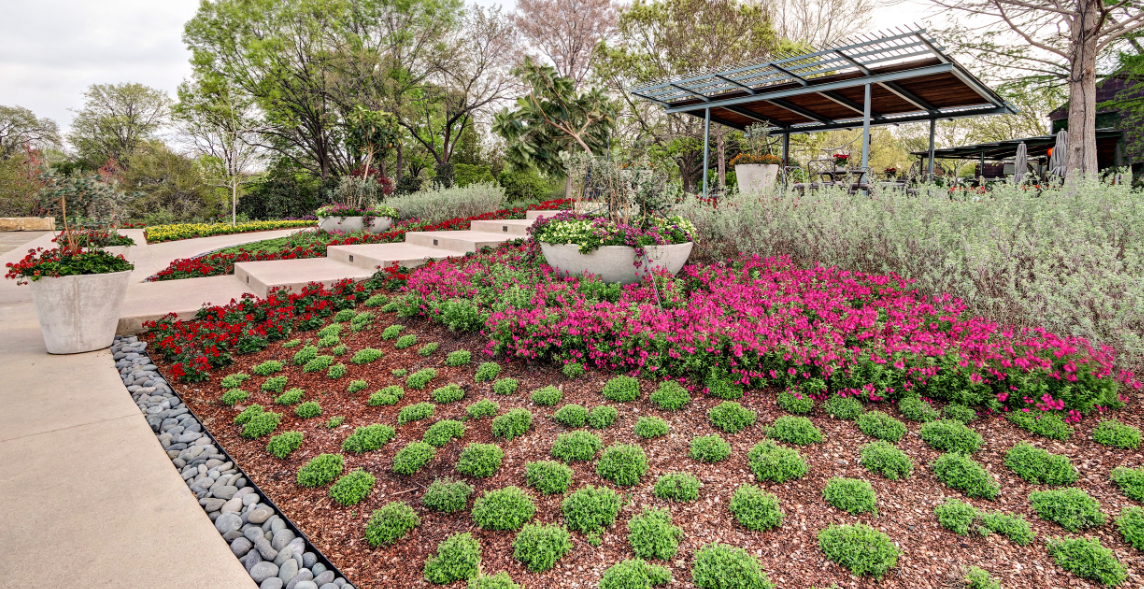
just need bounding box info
[0,0,941,135]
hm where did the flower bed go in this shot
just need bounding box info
[145,220,317,243]
[530,212,694,254]
[51,228,135,248]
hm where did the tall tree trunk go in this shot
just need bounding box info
[395,142,404,184]
[716,130,726,193]
[1065,0,1102,177]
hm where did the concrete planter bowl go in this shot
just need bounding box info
[735,163,779,195]
[540,242,693,285]
[317,215,393,235]
[29,270,132,354]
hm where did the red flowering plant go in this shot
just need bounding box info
[833,153,851,166]
[5,246,134,285]
[52,228,135,248]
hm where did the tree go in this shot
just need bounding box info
[762,0,875,46]
[929,0,1144,176]
[125,141,220,222]
[0,105,60,159]
[514,0,618,87]
[68,83,170,168]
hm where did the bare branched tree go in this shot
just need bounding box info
[762,0,877,47]
[514,0,619,87]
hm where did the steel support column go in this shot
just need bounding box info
[927,118,936,180]
[703,108,711,197]
[861,84,871,183]
[979,151,986,183]
[782,133,790,166]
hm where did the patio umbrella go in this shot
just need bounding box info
[1014,142,1027,184]
[1049,129,1068,179]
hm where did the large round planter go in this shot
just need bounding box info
[540,242,693,285]
[735,163,779,195]
[317,215,394,235]
[28,270,132,354]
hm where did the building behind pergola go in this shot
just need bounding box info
[629,27,1017,194]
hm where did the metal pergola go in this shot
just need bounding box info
[629,27,1018,194]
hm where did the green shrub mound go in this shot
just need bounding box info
[530,385,562,406]
[562,362,584,379]
[467,572,520,589]
[242,411,281,438]
[551,431,602,463]
[513,523,572,572]
[629,507,682,560]
[552,404,588,427]
[329,469,375,506]
[393,441,436,475]
[524,460,573,495]
[1046,537,1127,587]
[406,368,437,389]
[749,440,809,483]
[899,396,939,422]
[351,348,383,365]
[825,395,864,420]
[691,543,775,589]
[823,477,878,514]
[705,375,743,400]
[597,444,649,487]
[267,431,303,459]
[365,501,420,547]
[318,322,342,337]
[978,511,1036,545]
[293,345,318,365]
[297,453,344,487]
[920,420,983,454]
[252,360,283,376]
[1029,488,1106,531]
[346,379,368,394]
[422,477,473,513]
[932,453,999,499]
[445,350,471,366]
[326,416,344,428]
[492,377,519,395]
[599,559,671,589]
[587,405,618,429]
[856,411,907,443]
[729,485,784,531]
[363,293,388,308]
[398,402,434,425]
[423,532,481,584]
[417,342,439,356]
[634,416,670,439]
[466,398,499,420]
[368,385,404,406]
[474,362,501,382]
[457,443,504,478]
[381,324,405,340]
[1112,466,1144,501]
[1007,411,1072,440]
[318,334,341,348]
[431,383,465,403]
[221,389,250,406]
[818,524,900,580]
[690,434,732,463]
[650,381,690,410]
[342,423,396,453]
[330,344,348,356]
[392,368,407,377]
[934,497,979,535]
[261,375,289,392]
[708,402,757,434]
[220,373,250,389]
[471,487,535,531]
[1004,442,1076,486]
[943,403,978,424]
[602,375,640,401]
[654,473,701,502]
[766,416,823,445]
[964,567,1001,589]
[492,408,532,440]
[776,391,814,414]
[234,404,264,425]
[1117,506,1144,551]
[294,401,322,419]
[562,485,622,535]
[326,363,347,379]
[933,498,1035,544]
[860,441,914,480]
[1094,419,1142,450]
[423,420,466,447]
[302,355,333,373]
[281,339,301,349]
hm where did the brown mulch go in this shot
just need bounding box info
[159,311,1144,589]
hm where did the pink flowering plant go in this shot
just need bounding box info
[395,245,1136,417]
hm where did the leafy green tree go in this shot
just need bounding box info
[125,141,221,223]
[69,83,171,168]
[0,105,60,160]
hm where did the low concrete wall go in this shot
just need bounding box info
[0,217,55,231]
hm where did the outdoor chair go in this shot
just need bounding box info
[791,159,837,194]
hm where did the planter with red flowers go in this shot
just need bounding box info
[833,153,851,168]
[6,244,134,354]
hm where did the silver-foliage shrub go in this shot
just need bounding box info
[387,182,504,225]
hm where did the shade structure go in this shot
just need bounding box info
[1014,142,1027,184]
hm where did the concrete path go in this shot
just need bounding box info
[0,230,50,255]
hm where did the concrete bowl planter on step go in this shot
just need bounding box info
[540,242,693,285]
[29,270,132,354]
[735,163,779,195]
[317,215,394,235]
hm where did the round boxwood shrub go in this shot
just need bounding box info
[654,473,701,502]
[342,423,396,454]
[267,431,303,459]
[512,523,572,572]
[368,385,404,406]
[596,444,649,487]
[708,402,757,434]
[650,381,690,410]
[634,416,670,439]
[599,559,671,589]
[445,349,471,366]
[856,411,907,443]
[932,452,999,499]
[242,411,281,439]
[432,383,465,404]
[1004,442,1076,486]
[1117,506,1144,551]
[587,405,618,429]
[394,334,417,350]
[466,398,499,420]
[221,389,250,406]
[1046,537,1126,587]
[1112,466,1144,501]
[525,460,573,495]
[562,485,622,535]
[235,404,264,425]
[382,324,404,340]
[934,497,979,535]
[492,377,519,396]
[628,507,682,560]
[691,543,775,589]
[921,420,983,454]
[406,368,437,389]
[294,401,322,419]
[860,440,914,480]
[552,404,588,428]
[551,431,603,463]
[749,440,809,483]
[822,477,878,515]
[468,572,521,589]
[297,453,344,487]
[329,468,375,506]
[729,485,784,531]
[531,385,562,406]
[471,486,536,531]
[825,395,864,420]
[457,443,504,478]
[492,408,533,440]
[422,477,474,513]
[474,362,501,382]
[1093,419,1141,450]
[423,419,466,448]
[1029,488,1106,531]
[943,403,978,424]
[776,391,814,414]
[818,524,900,579]
[365,501,420,546]
[899,396,939,422]
[766,416,823,445]
[423,532,481,584]
[690,434,732,463]
[398,402,435,425]
[603,375,640,401]
[393,441,436,475]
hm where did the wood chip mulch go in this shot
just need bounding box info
[157,311,1144,589]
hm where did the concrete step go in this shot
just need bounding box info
[526,210,563,221]
[470,219,535,237]
[117,275,256,335]
[233,257,374,298]
[404,230,518,253]
[327,243,461,270]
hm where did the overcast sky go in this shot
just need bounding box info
[0,0,938,136]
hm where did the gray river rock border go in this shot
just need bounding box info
[112,335,355,589]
